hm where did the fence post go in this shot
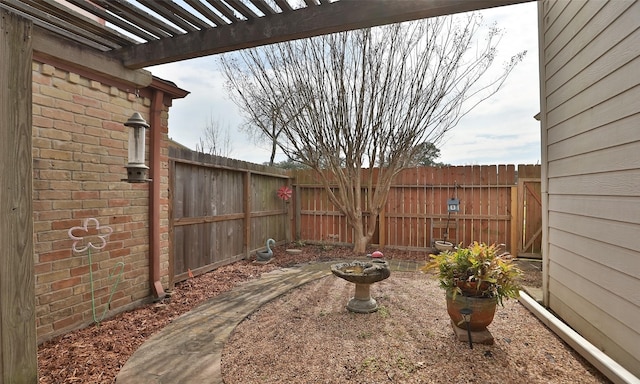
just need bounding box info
[244,171,251,258]
[295,184,301,241]
[510,186,519,257]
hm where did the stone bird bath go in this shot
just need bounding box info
[331,260,391,313]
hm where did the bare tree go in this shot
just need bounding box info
[219,60,304,166]
[195,115,233,157]
[219,14,525,252]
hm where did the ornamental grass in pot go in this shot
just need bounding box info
[422,241,523,330]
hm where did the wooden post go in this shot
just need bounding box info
[167,158,175,287]
[294,183,301,241]
[150,90,165,298]
[286,178,293,243]
[243,171,251,258]
[510,186,519,257]
[0,9,38,383]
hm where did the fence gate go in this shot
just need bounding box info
[517,178,542,258]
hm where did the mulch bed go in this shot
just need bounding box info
[37,243,540,383]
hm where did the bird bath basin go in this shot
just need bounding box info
[331,260,391,313]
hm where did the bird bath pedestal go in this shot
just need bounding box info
[331,260,391,313]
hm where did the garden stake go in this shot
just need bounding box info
[87,247,125,324]
[460,307,473,349]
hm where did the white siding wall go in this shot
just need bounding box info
[539,0,640,376]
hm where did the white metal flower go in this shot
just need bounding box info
[68,217,113,253]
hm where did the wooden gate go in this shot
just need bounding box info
[517,175,542,258]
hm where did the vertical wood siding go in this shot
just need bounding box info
[541,0,640,376]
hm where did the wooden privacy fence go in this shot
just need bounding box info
[169,156,541,284]
[169,147,291,283]
[293,165,541,257]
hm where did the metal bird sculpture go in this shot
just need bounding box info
[256,238,276,262]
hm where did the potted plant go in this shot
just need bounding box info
[422,241,523,331]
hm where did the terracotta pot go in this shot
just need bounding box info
[446,290,497,331]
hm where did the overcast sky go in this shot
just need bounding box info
[149,1,540,166]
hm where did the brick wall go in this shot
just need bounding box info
[31,60,171,342]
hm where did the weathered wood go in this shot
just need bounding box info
[115,0,533,68]
[0,9,37,384]
[510,186,519,257]
[169,149,289,282]
[168,159,176,286]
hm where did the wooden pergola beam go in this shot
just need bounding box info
[113,0,533,69]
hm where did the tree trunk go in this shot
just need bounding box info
[351,216,371,254]
[353,232,370,254]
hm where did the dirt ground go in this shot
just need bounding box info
[37,244,609,383]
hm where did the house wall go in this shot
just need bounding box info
[31,59,171,342]
[539,0,640,376]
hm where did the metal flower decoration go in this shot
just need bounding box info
[277,185,293,201]
[68,217,113,253]
[67,217,122,324]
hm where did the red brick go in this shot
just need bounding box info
[37,210,71,221]
[100,137,123,149]
[82,163,109,173]
[37,270,70,284]
[108,199,129,207]
[33,115,54,128]
[41,106,74,122]
[109,231,132,241]
[53,313,83,331]
[55,99,85,114]
[52,140,82,152]
[75,115,102,128]
[39,149,73,161]
[110,247,131,258]
[70,265,90,277]
[38,190,71,200]
[38,249,70,262]
[72,94,102,108]
[51,219,84,231]
[32,71,52,86]
[38,288,72,305]
[73,132,100,145]
[34,262,52,275]
[73,209,100,218]
[85,107,110,120]
[82,87,110,102]
[72,191,99,200]
[54,120,85,134]
[39,169,71,180]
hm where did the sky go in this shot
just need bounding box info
[148,1,540,166]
